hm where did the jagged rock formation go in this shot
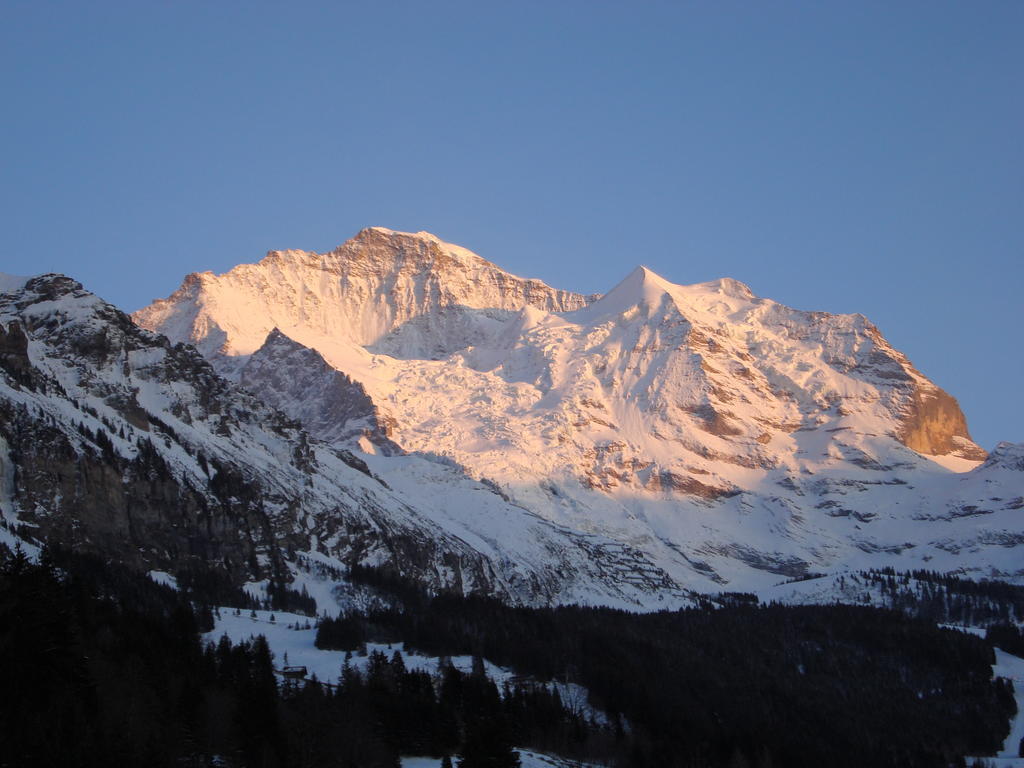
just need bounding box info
[240,328,399,452]
[130,229,1024,590]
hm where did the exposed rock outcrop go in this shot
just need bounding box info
[240,328,400,452]
[898,385,987,460]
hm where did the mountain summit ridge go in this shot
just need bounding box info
[126,229,1019,589]
[135,227,595,369]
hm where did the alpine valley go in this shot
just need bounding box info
[3,228,1024,768]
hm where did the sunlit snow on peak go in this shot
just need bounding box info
[130,228,1009,593]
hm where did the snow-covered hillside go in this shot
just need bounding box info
[133,228,1024,591]
[0,273,692,607]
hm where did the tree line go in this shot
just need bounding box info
[1,546,1020,767]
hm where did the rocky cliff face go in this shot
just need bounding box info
[898,385,986,459]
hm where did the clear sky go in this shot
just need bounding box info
[2,1,1021,449]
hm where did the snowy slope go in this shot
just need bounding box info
[133,228,1024,592]
[0,273,692,607]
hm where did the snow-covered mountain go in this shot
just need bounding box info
[131,228,1024,592]
[0,273,692,607]
[137,227,595,375]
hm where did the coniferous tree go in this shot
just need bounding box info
[458,714,520,768]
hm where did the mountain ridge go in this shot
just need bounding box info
[126,229,1021,592]
[136,227,597,367]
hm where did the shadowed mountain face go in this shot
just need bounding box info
[127,228,1024,592]
[239,328,399,452]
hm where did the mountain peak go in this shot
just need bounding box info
[569,268,757,325]
[633,264,673,284]
[981,442,1024,472]
[340,226,508,276]
[262,327,291,346]
[135,228,592,354]
[618,264,678,302]
[569,264,678,323]
[360,226,442,241]
[699,277,755,300]
[355,226,441,244]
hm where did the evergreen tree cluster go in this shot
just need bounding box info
[0,548,556,767]
[986,623,1024,658]
[861,568,1024,626]
[176,563,318,625]
[266,578,318,616]
[0,546,300,767]
[311,648,529,767]
[329,566,1019,768]
[305,643,608,766]
[3,547,1021,768]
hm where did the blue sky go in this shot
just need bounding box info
[2,1,1021,449]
